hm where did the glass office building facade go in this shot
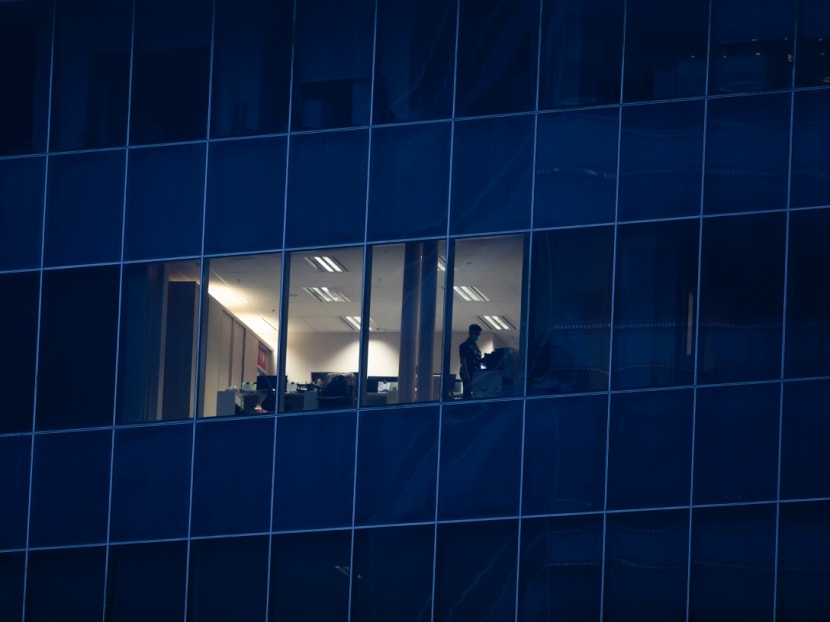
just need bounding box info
[1,0,830,619]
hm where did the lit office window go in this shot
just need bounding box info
[116,260,202,424]
[197,253,281,418]
[449,235,526,400]
[282,247,364,411]
[362,241,446,406]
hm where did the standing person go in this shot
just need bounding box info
[459,323,483,399]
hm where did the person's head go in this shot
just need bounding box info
[468,323,482,340]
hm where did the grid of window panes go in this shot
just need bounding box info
[1,0,830,619]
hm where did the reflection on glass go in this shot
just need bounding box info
[363,242,445,406]
[117,260,201,424]
[283,247,364,411]
[198,254,280,418]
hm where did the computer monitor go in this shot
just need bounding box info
[256,375,278,412]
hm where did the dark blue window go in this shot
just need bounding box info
[0,436,30,550]
[791,89,830,209]
[781,379,830,500]
[26,547,106,622]
[0,272,39,434]
[796,0,830,87]
[0,156,45,271]
[0,552,24,622]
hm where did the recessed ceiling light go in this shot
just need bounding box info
[453,285,489,302]
[305,255,347,273]
[479,315,515,331]
[304,286,350,303]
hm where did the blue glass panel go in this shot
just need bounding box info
[607,389,693,510]
[51,0,131,151]
[690,504,776,621]
[29,431,111,547]
[709,0,795,95]
[355,406,438,525]
[36,266,120,430]
[791,90,830,209]
[434,520,518,622]
[26,547,106,622]
[539,0,623,109]
[374,0,456,123]
[0,272,38,434]
[191,418,274,536]
[110,424,193,541]
[125,143,206,261]
[188,536,269,621]
[352,525,435,622]
[286,129,368,248]
[291,0,374,131]
[604,510,689,621]
[518,515,602,621]
[269,530,351,622]
[205,137,286,255]
[0,436,30,550]
[211,0,293,137]
[704,93,790,214]
[694,383,780,505]
[0,552,24,621]
[796,0,830,87]
[522,395,607,515]
[456,0,539,116]
[618,100,704,221]
[368,122,450,242]
[534,108,618,227]
[450,115,534,235]
[107,541,187,622]
[698,213,785,384]
[438,401,522,520]
[781,379,830,500]
[0,156,44,271]
[273,412,356,531]
[623,0,709,102]
[44,150,125,266]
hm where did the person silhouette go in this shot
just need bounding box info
[459,323,483,399]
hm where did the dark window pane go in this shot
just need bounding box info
[518,515,602,622]
[623,0,708,102]
[791,90,830,209]
[26,547,106,622]
[618,100,704,221]
[604,510,689,621]
[527,227,613,395]
[368,122,450,242]
[704,93,790,214]
[539,0,623,109]
[355,406,438,525]
[352,525,435,622]
[612,220,699,389]
[29,430,111,547]
[534,109,618,227]
[522,395,607,515]
[450,115,534,235]
[36,266,119,430]
[188,536,269,622]
[777,501,830,622]
[191,418,275,536]
[0,0,51,156]
[456,0,539,116]
[0,156,45,271]
[0,552,25,622]
[434,520,518,622]
[0,436,30,550]
[51,0,131,151]
[269,530,351,622]
[709,0,795,95]
[130,0,212,144]
[438,401,522,520]
[286,130,368,248]
[273,412,356,530]
[110,424,193,542]
[374,0,456,123]
[690,504,776,621]
[796,0,830,87]
[291,0,374,131]
[205,137,286,254]
[607,389,693,510]
[211,0,292,137]
[125,144,205,260]
[0,272,39,434]
[44,150,125,266]
[781,379,830,500]
[698,213,785,384]
[694,383,780,505]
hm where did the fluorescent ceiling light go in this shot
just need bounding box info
[479,315,515,331]
[305,255,347,273]
[339,316,378,331]
[304,286,350,303]
[453,285,489,302]
[437,256,447,272]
